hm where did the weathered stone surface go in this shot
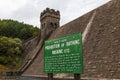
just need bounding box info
[21,0,120,79]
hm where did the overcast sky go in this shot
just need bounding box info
[0,0,111,28]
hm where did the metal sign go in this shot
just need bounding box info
[44,33,83,73]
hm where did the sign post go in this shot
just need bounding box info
[48,73,53,80]
[44,33,83,80]
[74,74,80,80]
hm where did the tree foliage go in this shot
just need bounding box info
[0,19,40,40]
[0,36,23,70]
[0,19,40,70]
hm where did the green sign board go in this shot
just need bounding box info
[44,33,83,73]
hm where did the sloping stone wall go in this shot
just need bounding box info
[22,0,120,79]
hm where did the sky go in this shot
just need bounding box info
[0,0,111,28]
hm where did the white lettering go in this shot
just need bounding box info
[52,49,63,54]
[45,44,60,50]
[66,39,80,46]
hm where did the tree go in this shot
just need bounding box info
[0,19,40,40]
[0,36,23,70]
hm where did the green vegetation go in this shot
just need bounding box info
[0,19,39,40]
[0,36,22,70]
[0,19,40,70]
